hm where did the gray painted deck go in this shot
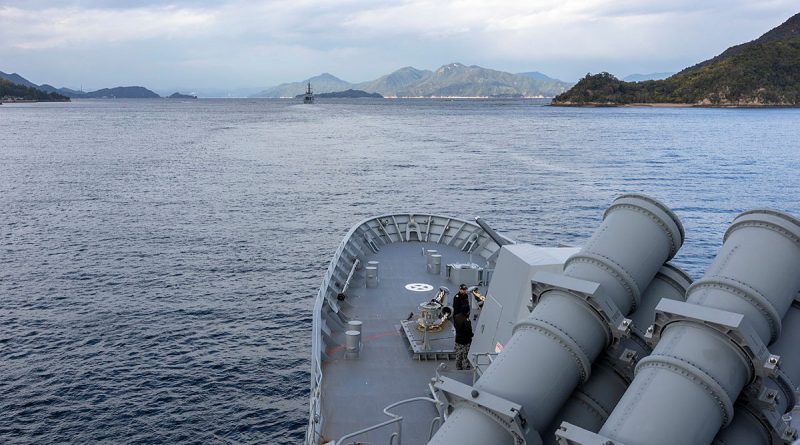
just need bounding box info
[320,242,487,445]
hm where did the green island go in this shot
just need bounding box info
[553,12,800,107]
[1,79,70,102]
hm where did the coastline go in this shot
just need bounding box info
[550,101,800,108]
[276,95,552,99]
[0,99,71,104]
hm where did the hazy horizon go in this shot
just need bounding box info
[1,1,797,92]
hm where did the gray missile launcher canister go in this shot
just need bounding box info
[429,194,685,445]
[558,209,800,445]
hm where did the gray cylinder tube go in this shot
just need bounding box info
[712,408,772,445]
[599,209,800,445]
[543,362,628,444]
[428,194,684,445]
[768,302,800,385]
[562,195,684,314]
[688,210,800,344]
[543,263,692,444]
[713,303,800,445]
[628,263,694,337]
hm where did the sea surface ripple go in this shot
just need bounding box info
[1,98,799,444]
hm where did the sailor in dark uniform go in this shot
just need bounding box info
[453,310,474,370]
[452,284,470,317]
[452,284,473,370]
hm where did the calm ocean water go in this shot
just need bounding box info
[1,98,799,444]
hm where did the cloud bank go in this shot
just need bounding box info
[0,0,797,90]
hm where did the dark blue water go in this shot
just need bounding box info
[1,99,799,444]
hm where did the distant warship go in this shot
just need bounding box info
[303,82,314,104]
[306,195,800,445]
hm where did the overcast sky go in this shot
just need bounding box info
[1,0,797,91]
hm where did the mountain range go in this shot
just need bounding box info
[553,12,800,106]
[251,63,573,98]
[1,78,70,102]
[0,71,160,98]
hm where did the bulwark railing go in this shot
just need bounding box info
[305,214,505,445]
